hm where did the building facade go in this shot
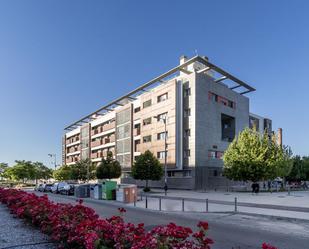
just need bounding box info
[62,55,272,190]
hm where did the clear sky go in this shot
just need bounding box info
[0,0,308,167]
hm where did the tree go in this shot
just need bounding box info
[2,161,52,183]
[0,163,8,178]
[96,152,121,180]
[33,162,53,181]
[223,128,292,183]
[53,165,72,181]
[71,159,96,182]
[131,150,163,191]
[286,156,309,181]
[3,161,32,182]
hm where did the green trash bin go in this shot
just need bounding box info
[102,181,117,200]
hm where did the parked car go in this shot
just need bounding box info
[43,183,53,192]
[35,184,44,191]
[58,182,75,195]
[51,182,59,194]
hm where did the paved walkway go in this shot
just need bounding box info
[131,189,309,220]
[0,205,57,249]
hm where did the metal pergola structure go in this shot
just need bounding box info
[64,55,255,131]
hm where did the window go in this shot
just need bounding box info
[157,151,166,159]
[156,112,167,121]
[143,117,152,126]
[208,92,218,102]
[157,131,168,140]
[143,99,152,108]
[184,129,191,138]
[249,116,260,131]
[221,114,235,142]
[208,150,224,159]
[157,93,168,103]
[167,171,175,177]
[219,97,228,106]
[183,171,191,177]
[228,100,235,109]
[134,107,141,113]
[184,88,191,97]
[213,170,218,177]
[184,108,191,117]
[209,91,235,109]
[143,135,152,143]
[184,149,190,158]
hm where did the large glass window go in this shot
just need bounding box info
[221,114,235,142]
[157,131,168,140]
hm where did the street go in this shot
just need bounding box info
[34,191,309,249]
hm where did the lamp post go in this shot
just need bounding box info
[48,154,57,170]
[154,115,168,196]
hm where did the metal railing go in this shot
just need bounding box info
[134,193,309,213]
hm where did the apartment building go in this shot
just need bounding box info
[62,55,272,190]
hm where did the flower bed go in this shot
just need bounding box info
[0,188,277,249]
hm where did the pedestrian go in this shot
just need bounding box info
[255,183,260,194]
[251,182,256,195]
[268,181,272,193]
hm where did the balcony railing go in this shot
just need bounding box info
[135,144,141,152]
[91,140,102,148]
[134,128,141,136]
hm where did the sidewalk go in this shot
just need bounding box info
[130,189,309,221]
[0,205,56,249]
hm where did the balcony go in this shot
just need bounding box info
[135,143,141,152]
[134,128,141,136]
[103,121,115,131]
[91,140,102,148]
[66,136,80,145]
[109,135,115,143]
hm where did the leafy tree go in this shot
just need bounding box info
[2,161,52,183]
[287,156,309,181]
[71,159,96,182]
[0,163,8,177]
[33,162,53,181]
[223,128,292,182]
[96,152,121,180]
[53,165,72,181]
[131,150,163,191]
[3,161,32,182]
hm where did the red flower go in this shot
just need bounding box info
[262,242,278,249]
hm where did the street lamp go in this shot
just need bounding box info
[48,154,57,170]
[154,114,168,196]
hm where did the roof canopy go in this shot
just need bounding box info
[64,55,255,131]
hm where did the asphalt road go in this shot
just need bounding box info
[33,191,309,249]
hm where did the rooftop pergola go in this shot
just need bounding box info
[64,55,255,131]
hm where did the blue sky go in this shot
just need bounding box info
[0,0,308,167]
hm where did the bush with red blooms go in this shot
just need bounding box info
[262,243,278,249]
[0,188,278,249]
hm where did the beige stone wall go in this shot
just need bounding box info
[134,79,177,168]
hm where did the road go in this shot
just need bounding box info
[34,191,309,249]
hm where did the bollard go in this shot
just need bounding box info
[182,198,185,212]
[159,197,162,211]
[206,199,209,213]
[234,197,237,212]
[146,196,148,209]
[288,186,291,196]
